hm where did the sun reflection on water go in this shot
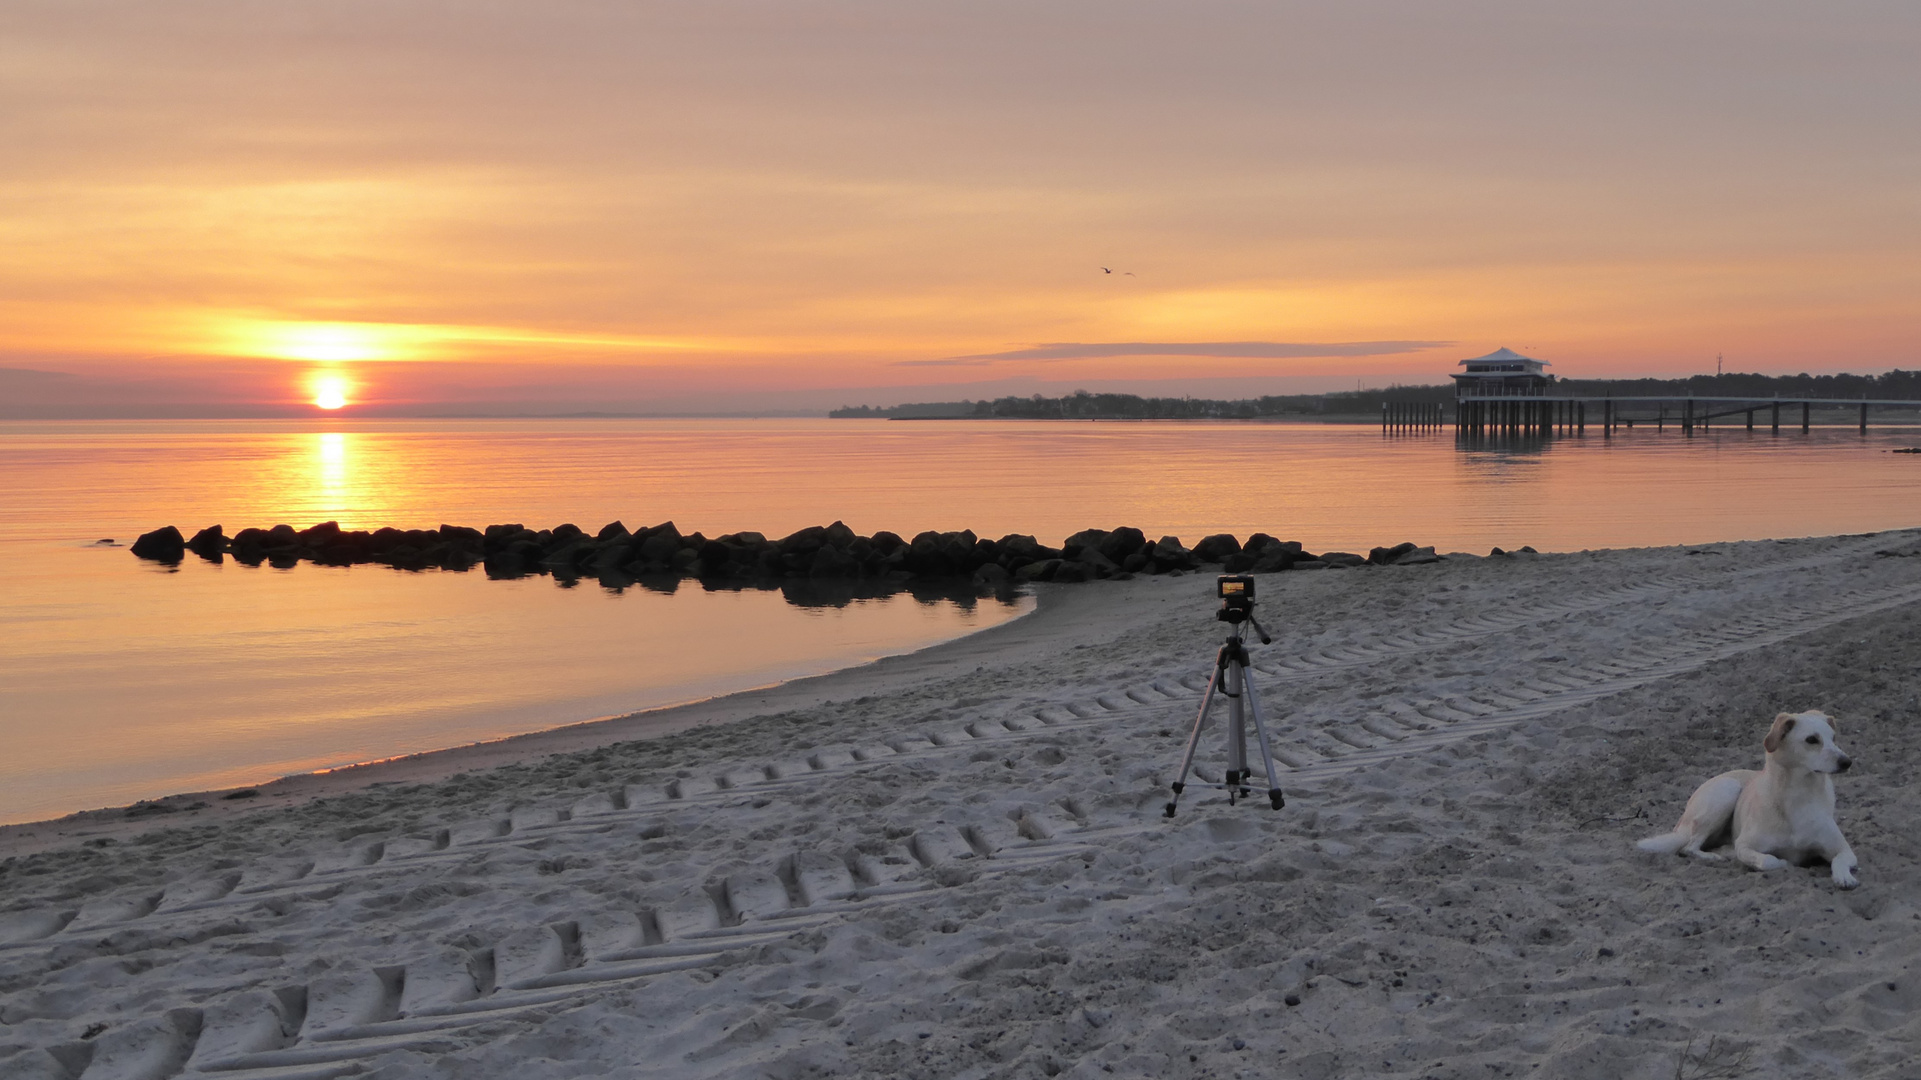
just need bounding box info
[316,432,349,500]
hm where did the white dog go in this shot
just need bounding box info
[1637,709,1858,889]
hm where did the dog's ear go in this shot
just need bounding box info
[1764,712,1796,753]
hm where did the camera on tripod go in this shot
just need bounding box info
[1215,574,1255,624]
[1165,573,1285,816]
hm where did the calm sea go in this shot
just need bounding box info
[4,417,1919,824]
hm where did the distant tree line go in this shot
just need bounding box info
[829,370,1921,420]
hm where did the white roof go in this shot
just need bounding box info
[1458,347,1549,367]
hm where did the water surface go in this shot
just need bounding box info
[5,418,1919,823]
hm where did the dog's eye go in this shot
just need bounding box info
[1805,735,1820,745]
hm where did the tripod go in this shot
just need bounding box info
[1164,598,1285,816]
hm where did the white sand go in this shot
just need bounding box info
[5,531,1921,1079]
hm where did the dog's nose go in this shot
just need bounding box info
[1837,756,1853,771]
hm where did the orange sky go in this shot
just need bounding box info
[2,2,1916,415]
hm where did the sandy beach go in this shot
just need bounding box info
[5,530,1921,1080]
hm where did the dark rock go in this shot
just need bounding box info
[1320,552,1368,568]
[906,532,952,576]
[939,531,977,568]
[1077,548,1119,576]
[869,530,906,555]
[972,563,1010,587]
[229,527,269,564]
[438,525,484,551]
[637,532,681,563]
[186,525,226,558]
[697,539,732,573]
[1518,545,1538,554]
[596,520,629,541]
[1051,561,1091,583]
[1292,560,1329,570]
[1121,552,1148,573]
[1192,534,1242,562]
[549,523,585,544]
[1392,546,1441,565]
[822,520,857,548]
[267,524,298,546]
[131,526,185,561]
[1015,558,1062,582]
[1222,552,1257,572]
[1148,536,1197,572]
[633,521,680,547]
[996,534,1056,563]
[1250,552,1292,573]
[809,546,861,578]
[1097,527,1147,564]
[780,525,828,556]
[1244,534,1302,559]
[309,529,370,565]
[1489,547,1507,556]
[1368,542,1418,565]
[1060,528,1113,561]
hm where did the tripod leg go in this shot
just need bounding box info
[1225,659,1247,800]
[1165,654,1224,818]
[1239,663,1287,810]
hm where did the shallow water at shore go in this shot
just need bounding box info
[4,417,1919,823]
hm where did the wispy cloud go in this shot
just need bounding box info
[901,341,1453,367]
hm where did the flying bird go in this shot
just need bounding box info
[1101,267,1112,274]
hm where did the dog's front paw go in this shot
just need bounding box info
[1834,868,1859,889]
[1755,854,1787,871]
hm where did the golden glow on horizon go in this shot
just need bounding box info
[310,372,352,410]
[266,323,392,363]
[212,318,729,365]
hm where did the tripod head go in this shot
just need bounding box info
[1214,575,1272,644]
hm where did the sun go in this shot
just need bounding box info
[311,372,352,410]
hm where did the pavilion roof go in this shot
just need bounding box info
[1458,347,1549,367]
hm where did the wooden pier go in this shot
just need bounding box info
[1452,394,1921,436]
[1381,402,1447,431]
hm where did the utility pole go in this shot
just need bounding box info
[1717,353,1723,377]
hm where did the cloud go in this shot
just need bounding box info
[901,341,1453,366]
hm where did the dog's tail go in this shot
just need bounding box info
[1635,831,1689,855]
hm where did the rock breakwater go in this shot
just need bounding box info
[129,520,1447,585]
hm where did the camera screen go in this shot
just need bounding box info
[1217,575,1254,599]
